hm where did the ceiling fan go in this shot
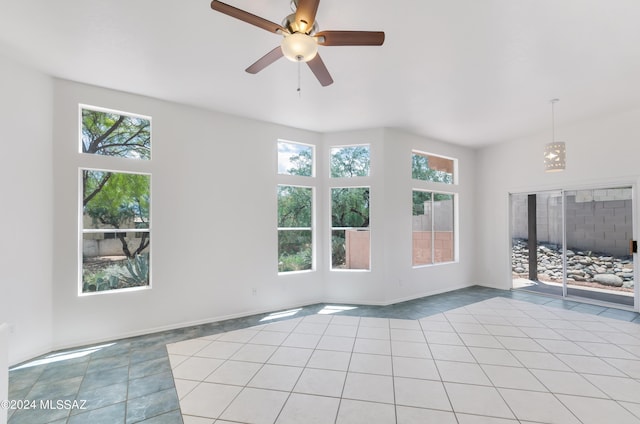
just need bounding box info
[210,0,385,86]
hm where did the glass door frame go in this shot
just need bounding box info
[509,183,638,311]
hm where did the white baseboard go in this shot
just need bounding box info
[18,284,496,366]
[49,297,324,354]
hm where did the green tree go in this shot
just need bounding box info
[331,187,369,267]
[287,148,313,177]
[82,109,150,159]
[278,186,312,228]
[278,185,312,272]
[331,146,370,178]
[331,187,370,228]
[412,191,432,216]
[412,154,452,184]
[84,170,150,258]
[82,109,151,260]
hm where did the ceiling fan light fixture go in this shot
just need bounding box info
[281,32,318,62]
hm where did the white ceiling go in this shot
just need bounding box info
[1,0,639,147]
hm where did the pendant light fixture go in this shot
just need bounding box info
[544,98,566,172]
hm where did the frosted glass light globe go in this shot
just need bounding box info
[281,33,318,62]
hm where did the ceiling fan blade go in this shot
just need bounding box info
[211,1,285,34]
[294,0,320,33]
[307,53,333,86]
[245,46,284,74]
[316,31,385,46]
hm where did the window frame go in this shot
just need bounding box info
[277,139,316,178]
[330,185,371,272]
[329,144,371,179]
[79,167,152,295]
[79,104,152,160]
[277,184,315,274]
[276,139,317,275]
[77,104,152,296]
[411,150,457,185]
[411,189,457,268]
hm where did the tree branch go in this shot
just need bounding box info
[83,172,112,206]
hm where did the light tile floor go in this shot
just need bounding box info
[170,297,640,424]
[7,286,640,423]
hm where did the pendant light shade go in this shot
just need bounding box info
[544,99,566,172]
[544,142,566,172]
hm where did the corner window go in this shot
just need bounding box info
[412,190,455,266]
[412,151,454,184]
[277,140,315,273]
[278,185,313,272]
[330,145,370,178]
[331,187,370,270]
[79,106,151,294]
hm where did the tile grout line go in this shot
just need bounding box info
[11,287,640,424]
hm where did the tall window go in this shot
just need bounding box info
[331,187,370,270]
[277,141,315,273]
[412,191,455,266]
[278,186,313,272]
[412,151,454,184]
[411,150,457,266]
[80,106,151,293]
[329,143,371,270]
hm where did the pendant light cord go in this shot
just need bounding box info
[551,98,559,142]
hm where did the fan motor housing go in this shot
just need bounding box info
[282,12,318,35]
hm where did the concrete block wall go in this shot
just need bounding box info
[344,230,371,270]
[565,194,632,256]
[511,193,563,246]
[412,199,454,231]
[412,231,454,265]
[512,191,632,257]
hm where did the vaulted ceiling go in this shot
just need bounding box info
[1,0,639,146]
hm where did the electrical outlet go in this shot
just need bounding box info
[252,288,257,296]
[8,323,15,334]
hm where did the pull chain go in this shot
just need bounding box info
[297,61,302,97]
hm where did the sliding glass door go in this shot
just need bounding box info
[511,191,565,295]
[564,188,634,307]
[511,186,636,309]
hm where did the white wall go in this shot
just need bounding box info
[52,79,326,349]
[50,80,479,350]
[0,324,7,424]
[321,128,477,304]
[0,62,479,358]
[475,108,640,290]
[0,49,54,365]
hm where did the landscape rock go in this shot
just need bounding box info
[593,274,624,287]
[511,238,634,287]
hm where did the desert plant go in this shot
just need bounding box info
[121,253,149,286]
[278,248,312,272]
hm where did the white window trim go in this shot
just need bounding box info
[330,185,371,272]
[79,104,152,160]
[78,165,152,296]
[411,189,457,268]
[276,139,318,274]
[411,149,458,186]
